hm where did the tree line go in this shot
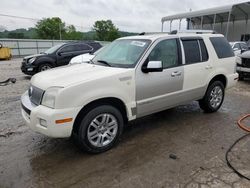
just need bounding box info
[0,17,137,41]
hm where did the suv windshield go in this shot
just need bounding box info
[44,43,65,54]
[92,39,151,68]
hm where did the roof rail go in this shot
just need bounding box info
[139,32,169,36]
[170,30,217,35]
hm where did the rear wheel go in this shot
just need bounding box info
[75,105,124,153]
[38,63,53,72]
[199,81,225,113]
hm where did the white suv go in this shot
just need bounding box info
[21,31,238,153]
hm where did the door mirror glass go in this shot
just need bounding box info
[142,61,163,73]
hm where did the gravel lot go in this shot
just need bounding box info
[0,58,250,188]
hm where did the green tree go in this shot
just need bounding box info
[63,25,83,40]
[35,17,66,40]
[93,20,120,41]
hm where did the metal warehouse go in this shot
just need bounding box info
[161,1,250,42]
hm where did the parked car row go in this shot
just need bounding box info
[21,41,102,75]
[230,41,250,80]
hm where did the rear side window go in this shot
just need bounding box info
[182,39,208,64]
[210,37,234,59]
[78,44,92,51]
[182,40,200,64]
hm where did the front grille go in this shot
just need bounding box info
[242,58,250,68]
[29,86,44,105]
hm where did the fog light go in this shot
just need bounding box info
[27,68,33,71]
[40,118,47,127]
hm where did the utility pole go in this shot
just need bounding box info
[59,23,62,40]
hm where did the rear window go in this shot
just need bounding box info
[210,37,234,59]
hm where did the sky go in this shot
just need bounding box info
[0,0,248,32]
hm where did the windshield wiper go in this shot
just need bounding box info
[97,60,111,67]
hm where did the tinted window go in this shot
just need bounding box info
[182,40,200,64]
[210,37,234,58]
[88,43,102,51]
[199,39,209,62]
[148,39,178,68]
[60,45,77,53]
[79,44,92,51]
[240,43,248,51]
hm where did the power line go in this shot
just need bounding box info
[0,13,90,30]
[0,13,39,21]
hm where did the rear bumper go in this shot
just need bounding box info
[226,73,239,89]
[21,91,81,138]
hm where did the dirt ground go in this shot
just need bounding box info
[0,58,250,188]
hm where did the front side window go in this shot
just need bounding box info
[148,39,178,69]
[234,43,240,50]
[93,39,151,68]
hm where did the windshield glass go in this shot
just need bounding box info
[44,43,65,54]
[92,39,151,68]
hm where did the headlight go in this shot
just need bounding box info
[28,57,36,64]
[41,87,62,108]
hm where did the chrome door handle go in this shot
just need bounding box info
[205,65,213,70]
[171,71,182,77]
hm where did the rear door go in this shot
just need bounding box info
[181,37,211,101]
[136,38,184,117]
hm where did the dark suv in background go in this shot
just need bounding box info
[21,41,102,75]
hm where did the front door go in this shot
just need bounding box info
[136,38,184,117]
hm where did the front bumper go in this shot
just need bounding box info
[21,91,81,138]
[237,67,250,77]
[21,61,37,75]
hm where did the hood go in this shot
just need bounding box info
[31,63,132,90]
[24,53,45,60]
[239,51,250,59]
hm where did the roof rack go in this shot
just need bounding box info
[170,30,217,35]
[138,30,217,36]
[138,32,169,36]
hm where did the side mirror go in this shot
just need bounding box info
[58,52,62,56]
[142,61,163,73]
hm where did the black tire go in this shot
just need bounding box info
[38,63,53,72]
[199,81,225,113]
[75,105,124,154]
[238,74,244,81]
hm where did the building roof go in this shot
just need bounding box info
[162,1,250,24]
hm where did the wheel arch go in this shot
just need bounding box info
[72,97,128,134]
[208,74,227,88]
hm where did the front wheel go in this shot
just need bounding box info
[38,63,53,72]
[199,81,225,113]
[75,105,124,153]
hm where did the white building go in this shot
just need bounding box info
[161,1,250,42]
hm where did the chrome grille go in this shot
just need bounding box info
[29,86,44,105]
